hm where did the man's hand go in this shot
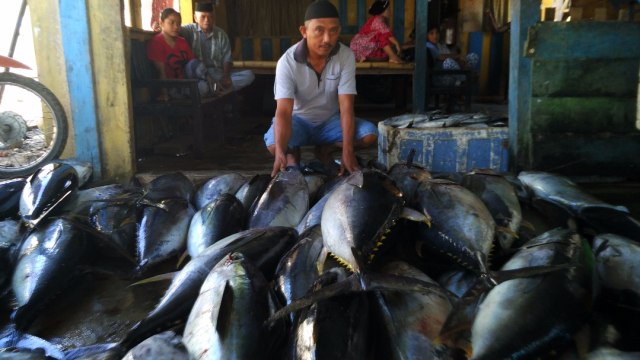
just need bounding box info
[221,75,233,89]
[271,151,287,177]
[339,152,359,176]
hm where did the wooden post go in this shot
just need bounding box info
[412,0,427,113]
[87,0,136,182]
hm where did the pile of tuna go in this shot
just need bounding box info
[0,158,639,359]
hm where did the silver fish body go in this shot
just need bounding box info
[462,171,522,250]
[187,193,246,257]
[137,200,195,272]
[143,172,194,204]
[0,178,26,219]
[195,173,246,210]
[12,218,87,330]
[19,163,78,227]
[471,228,593,360]
[415,179,495,272]
[183,253,275,360]
[249,169,309,229]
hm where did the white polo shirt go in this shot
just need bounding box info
[274,39,357,126]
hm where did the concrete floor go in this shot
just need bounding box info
[135,92,510,181]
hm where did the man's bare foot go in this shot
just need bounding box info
[389,57,406,64]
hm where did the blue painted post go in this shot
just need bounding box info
[59,0,102,178]
[413,0,427,112]
[358,0,366,27]
[508,0,539,172]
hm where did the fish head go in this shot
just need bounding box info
[321,169,404,272]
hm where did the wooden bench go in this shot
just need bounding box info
[129,30,233,157]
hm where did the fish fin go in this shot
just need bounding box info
[400,207,431,227]
[365,272,450,298]
[346,171,364,188]
[176,250,189,268]
[216,280,235,340]
[495,226,518,238]
[519,220,536,231]
[316,247,329,274]
[64,343,122,360]
[592,238,610,257]
[62,216,138,265]
[266,273,360,324]
[489,263,574,284]
[129,271,178,286]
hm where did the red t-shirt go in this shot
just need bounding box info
[147,33,194,79]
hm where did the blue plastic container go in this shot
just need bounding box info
[377,117,509,173]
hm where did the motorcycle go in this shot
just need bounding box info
[0,55,68,177]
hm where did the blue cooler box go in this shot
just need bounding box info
[378,117,509,173]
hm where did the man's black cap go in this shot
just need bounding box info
[304,0,340,21]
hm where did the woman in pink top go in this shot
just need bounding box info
[349,0,404,63]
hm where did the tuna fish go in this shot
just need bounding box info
[386,149,432,205]
[194,173,246,210]
[518,171,640,239]
[593,233,640,349]
[119,227,298,351]
[137,199,195,273]
[234,173,271,213]
[268,170,445,322]
[11,218,87,331]
[321,169,406,272]
[286,267,371,360]
[187,193,246,258]
[0,178,26,219]
[19,162,78,227]
[183,252,283,359]
[143,172,194,204]
[372,263,456,360]
[295,177,345,235]
[58,184,139,258]
[376,261,453,341]
[53,159,93,188]
[0,219,22,293]
[414,179,495,273]
[248,169,309,229]
[461,170,522,251]
[470,228,594,360]
[274,225,325,308]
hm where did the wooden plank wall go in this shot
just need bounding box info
[232,0,416,61]
[525,21,640,176]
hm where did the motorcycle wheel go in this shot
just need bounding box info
[0,72,68,178]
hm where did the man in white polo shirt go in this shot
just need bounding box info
[264,0,378,177]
